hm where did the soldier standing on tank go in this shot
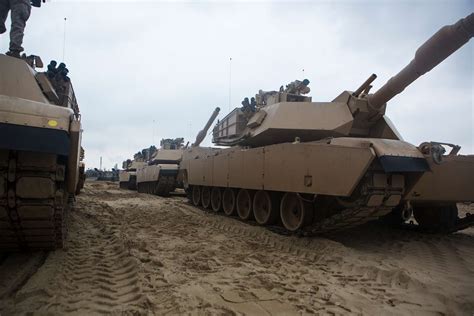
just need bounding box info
[285,79,311,95]
[0,0,43,58]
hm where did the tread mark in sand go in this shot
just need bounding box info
[3,210,146,314]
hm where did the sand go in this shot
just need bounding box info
[1,181,473,315]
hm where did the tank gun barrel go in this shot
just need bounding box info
[368,13,474,110]
[193,107,220,147]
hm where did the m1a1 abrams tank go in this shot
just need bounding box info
[181,14,474,234]
[136,138,186,196]
[119,160,147,190]
[0,55,84,250]
[119,146,156,190]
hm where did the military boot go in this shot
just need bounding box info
[5,50,21,58]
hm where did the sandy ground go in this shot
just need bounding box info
[1,181,473,315]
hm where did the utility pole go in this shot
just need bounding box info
[100,156,102,170]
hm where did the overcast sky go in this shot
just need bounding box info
[1,0,472,169]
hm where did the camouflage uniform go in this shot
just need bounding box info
[0,0,31,53]
[284,79,311,95]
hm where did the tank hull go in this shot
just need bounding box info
[133,149,184,196]
[119,170,136,190]
[408,155,474,203]
[136,164,179,196]
[181,138,474,234]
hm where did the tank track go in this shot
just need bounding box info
[450,214,474,232]
[119,181,129,189]
[156,176,176,196]
[128,175,137,190]
[384,209,474,234]
[301,205,392,236]
[186,188,393,236]
[0,150,68,251]
[137,176,176,197]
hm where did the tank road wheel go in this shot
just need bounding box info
[253,190,279,225]
[413,204,458,233]
[280,193,313,232]
[201,186,211,209]
[237,189,254,220]
[211,187,222,212]
[222,188,236,216]
[192,186,201,206]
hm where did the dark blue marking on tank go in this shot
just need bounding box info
[379,156,429,173]
[0,123,70,156]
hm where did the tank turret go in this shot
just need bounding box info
[212,13,474,147]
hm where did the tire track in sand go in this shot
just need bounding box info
[70,183,474,315]
[1,208,146,315]
[0,252,47,309]
[173,200,474,314]
[57,210,144,314]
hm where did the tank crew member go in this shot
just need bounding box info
[241,97,250,109]
[241,97,257,114]
[0,0,43,58]
[46,60,58,78]
[256,89,279,106]
[250,97,257,110]
[285,79,311,95]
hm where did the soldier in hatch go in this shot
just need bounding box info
[285,79,311,95]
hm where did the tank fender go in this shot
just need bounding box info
[369,139,429,173]
[408,154,474,202]
[330,138,429,173]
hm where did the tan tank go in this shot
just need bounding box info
[136,138,185,196]
[119,160,147,190]
[181,14,474,234]
[119,146,157,190]
[0,54,84,250]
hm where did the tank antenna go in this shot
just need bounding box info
[62,17,67,62]
[152,119,155,145]
[228,57,232,111]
